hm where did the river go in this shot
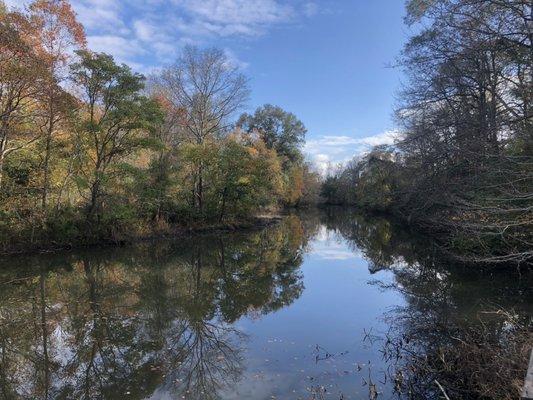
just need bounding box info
[0,209,531,399]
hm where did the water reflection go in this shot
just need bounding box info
[320,207,532,399]
[0,210,530,399]
[0,216,311,400]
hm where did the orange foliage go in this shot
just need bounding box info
[28,0,86,66]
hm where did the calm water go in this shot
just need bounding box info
[0,209,531,399]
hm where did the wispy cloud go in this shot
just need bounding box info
[222,48,250,70]
[70,0,316,71]
[174,0,295,36]
[87,35,146,59]
[73,0,128,34]
[305,130,399,174]
[5,0,316,72]
[302,2,319,17]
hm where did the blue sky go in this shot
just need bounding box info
[7,0,411,172]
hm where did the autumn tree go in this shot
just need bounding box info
[0,7,44,189]
[237,104,311,205]
[213,134,282,221]
[70,50,162,222]
[28,0,86,208]
[139,85,188,223]
[0,0,313,251]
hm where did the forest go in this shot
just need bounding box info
[1,0,531,267]
[0,0,321,254]
[321,0,532,266]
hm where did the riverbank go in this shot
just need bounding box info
[0,214,283,257]
[319,203,533,269]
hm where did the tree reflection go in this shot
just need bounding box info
[0,217,309,399]
[323,208,532,400]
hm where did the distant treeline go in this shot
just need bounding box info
[321,0,532,265]
[0,1,321,253]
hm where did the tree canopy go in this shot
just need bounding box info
[237,104,307,165]
[0,2,320,253]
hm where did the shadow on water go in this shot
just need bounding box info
[319,207,532,400]
[0,209,531,399]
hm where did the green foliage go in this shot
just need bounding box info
[321,146,397,210]
[237,104,307,166]
[0,4,320,254]
[236,104,320,207]
[169,135,283,222]
[71,50,164,221]
[213,136,282,219]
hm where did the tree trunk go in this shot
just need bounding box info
[488,53,499,154]
[219,187,227,222]
[0,148,4,190]
[42,90,56,209]
[41,123,53,209]
[0,126,7,190]
[198,164,203,213]
[87,177,101,222]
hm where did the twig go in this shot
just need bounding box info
[434,380,451,400]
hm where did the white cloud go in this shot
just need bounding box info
[87,35,146,60]
[78,0,314,71]
[302,2,319,17]
[72,0,128,35]
[223,48,250,70]
[310,153,334,175]
[175,0,295,36]
[5,0,319,73]
[355,130,399,147]
[306,131,398,149]
[310,227,361,260]
[305,130,400,175]
[133,19,155,43]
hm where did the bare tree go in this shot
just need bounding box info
[324,0,532,264]
[153,46,249,212]
[393,0,533,264]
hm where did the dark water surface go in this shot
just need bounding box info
[0,209,531,399]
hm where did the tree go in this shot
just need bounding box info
[153,46,249,212]
[28,0,86,209]
[237,104,307,166]
[70,50,162,222]
[139,92,186,223]
[213,134,282,221]
[0,8,44,189]
[318,0,533,263]
[394,0,533,263]
[299,163,322,205]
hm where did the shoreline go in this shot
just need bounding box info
[317,204,533,270]
[0,215,283,258]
